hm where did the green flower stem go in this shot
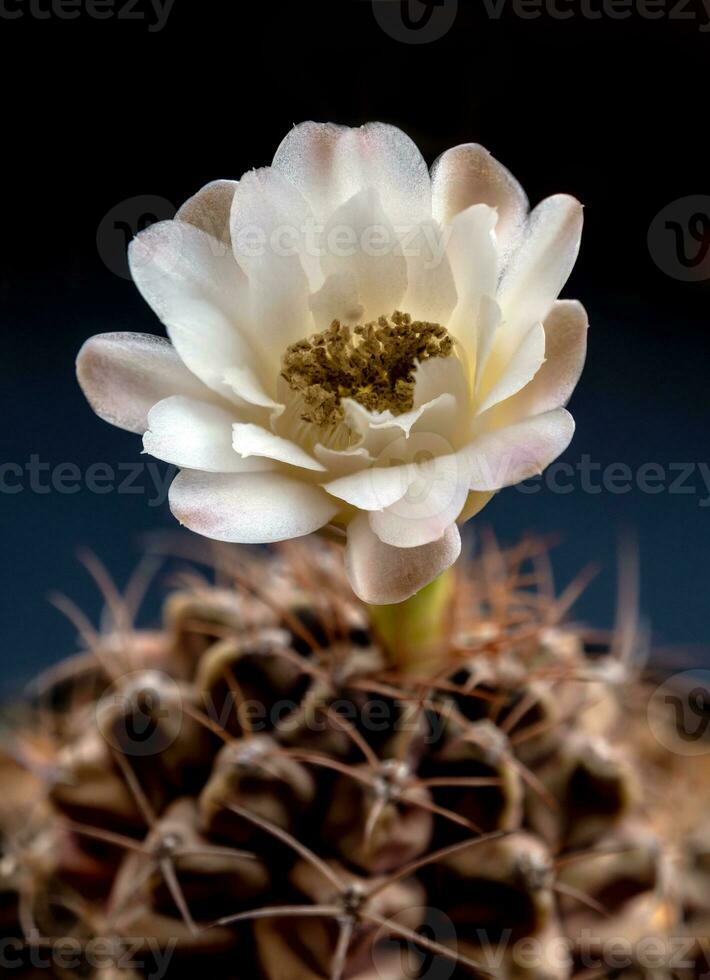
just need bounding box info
[367,568,456,674]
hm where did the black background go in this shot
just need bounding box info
[2,0,709,693]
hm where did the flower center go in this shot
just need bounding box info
[281,311,454,427]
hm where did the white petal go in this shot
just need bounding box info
[231,166,320,283]
[370,393,456,436]
[223,365,284,412]
[498,194,583,354]
[323,409,465,513]
[323,463,416,510]
[309,271,364,330]
[321,188,407,322]
[232,423,325,471]
[272,121,432,228]
[169,470,338,544]
[176,179,237,246]
[323,462,414,511]
[511,300,588,417]
[230,168,314,361]
[413,354,470,411]
[345,514,461,605]
[144,396,269,473]
[76,332,214,434]
[369,454,470,548]
[128,220,268,402]
[401,220,457,324]
[340,392,460,460]
[464,408,575,491]
[477,321,546,415]
[445,205,500,373]
[341,399,407,459]
[474,296,503,393]
[431,144,529,260]
[314,444,374,478]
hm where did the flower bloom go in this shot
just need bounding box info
[77,122,586,604]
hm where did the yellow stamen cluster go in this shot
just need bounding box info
[281,311,454,427]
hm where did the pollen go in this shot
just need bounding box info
[281,311,454,427]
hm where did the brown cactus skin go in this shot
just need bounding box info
[1,536,710,979]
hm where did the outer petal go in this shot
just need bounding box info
[231,164,321,283]
[345,514,461,605]
[176,179,237,246]
[324,463,414,511]
[169,470,338,544]
[369,454,471,548]
[232,423,325,471]
[511,300,588,418]
[128,220,269,404]
[272,121,432,229]
[321,188,407,322]
[497,194,583,355]
[144,396,270,473]
[230,168,314,366]
[431,144,529,260]
[76,332,214,434]
[465,408,575,491]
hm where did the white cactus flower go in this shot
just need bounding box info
[77,122,587,605]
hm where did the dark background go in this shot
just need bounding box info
[2,0,709,694]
